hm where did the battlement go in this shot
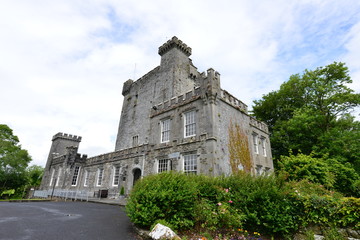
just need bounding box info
[220,90,248,113]
[150,87,201,117]
[86,144,149,166]
[202,68,221,79]
[250,116,269,133]
[158,36,192,57]
[52,132,82,142]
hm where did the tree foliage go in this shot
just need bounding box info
[252,62,360,196]
[278,153,359,197]
[0,124,32,197]
[26,165,44,188]
[252,62,360,165]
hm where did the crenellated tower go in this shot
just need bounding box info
[40,132,82,189]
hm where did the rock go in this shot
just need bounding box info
[314,235,324,240]
[347,229,360,239]
[149,223,181,240]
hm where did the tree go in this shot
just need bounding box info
[26,165,44,188]
[252,62,360,165]
[0,124,32,197]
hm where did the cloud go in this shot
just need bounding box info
[1,0,359,166]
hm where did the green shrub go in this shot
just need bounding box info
[126,172,198,230]
[126,171,359,238]
[336,197,360,230]
[120,186,125,195]
[219,173,301,238]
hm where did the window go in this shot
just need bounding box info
[71,166,80,186]
[161,119,170,143]
[184,111,196,137]
[132,135,138,147]
[256,165,263,176]
[56,167,62,186]
[113,166,120,186]
[49,168,55,186]
[84,170,89,187]
[158,159,170,173]
[184,154,197,174]
[253,133,259,154]
[261,137,267,157]
[97,168,104,186]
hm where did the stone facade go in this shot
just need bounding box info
[40,36,274,197]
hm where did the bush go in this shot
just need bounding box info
[126,172,198,229]
[278,153,360,197]
[126,171,360,238]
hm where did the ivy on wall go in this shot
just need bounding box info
[228,121,252,173]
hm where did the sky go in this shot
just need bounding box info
[1,0,360,167]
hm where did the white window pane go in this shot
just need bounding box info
[184,111,196,137]
[184,154,197,174]
[161,119,170,143]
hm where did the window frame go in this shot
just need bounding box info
[49,168,55,186]
[184,110,196,138]
[71,166,80,186]
[132,135,139,147]
[113,165,120,186]
[97,168,104,186]
[253,133,259,154]
[83,170,89,187]
[158,158,170,173]
[261,137,267,157]
[160,118,171,143]
[56,167,62,187]
[183,154,197,174]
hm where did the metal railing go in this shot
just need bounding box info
[34,189,93,201]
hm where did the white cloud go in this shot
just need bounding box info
[1,0,359,166]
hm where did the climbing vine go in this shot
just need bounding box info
[228,121,252,173]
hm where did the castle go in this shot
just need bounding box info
[40,37,273,197]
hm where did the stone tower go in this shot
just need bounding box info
[115,36,198,151]
[40,133,82,189]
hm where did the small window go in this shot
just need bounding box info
[256,165,263,176]
[71,166,80,186]
[184,154,197,174]
[261,137,267,157]
[158,159,170,173]
[113,166,120,186]
[84,170,89,187]
[132,135,138,147]
[49,168,55,186]
[56,167,62,187]
[97,168,104,186]
[184,111,196,137]
[253,133,259,154]
[161,119,170,143]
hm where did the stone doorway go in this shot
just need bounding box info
[133,168,141,186]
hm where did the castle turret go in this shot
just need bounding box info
[158,36,192,69]
[40,133,82,189]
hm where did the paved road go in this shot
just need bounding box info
[0,201,139,240]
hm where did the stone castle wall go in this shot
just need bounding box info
[40,36,274,196]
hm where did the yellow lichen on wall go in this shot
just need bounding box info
[228,121,252,173]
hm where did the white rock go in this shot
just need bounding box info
[149,223,179,240]
[314,235,325,240]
